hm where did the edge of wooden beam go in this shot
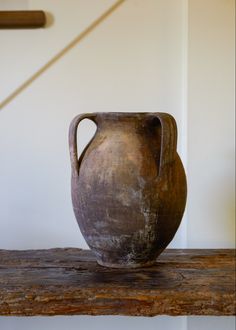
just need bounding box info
[0,11,46,29]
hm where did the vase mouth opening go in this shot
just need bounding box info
[97,112,152,117]
[95,112,157,123]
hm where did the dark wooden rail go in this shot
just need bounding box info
[0,248,235,316]
[0,11,46,28]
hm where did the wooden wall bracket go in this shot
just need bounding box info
[0,11,46,29]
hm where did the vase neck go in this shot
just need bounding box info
[95,112,153,130]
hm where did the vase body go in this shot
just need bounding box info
[69,112,187,268]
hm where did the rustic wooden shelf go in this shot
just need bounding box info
[0,248,235,316]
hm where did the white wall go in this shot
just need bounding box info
[187,0,235,248]
[0,0,234,329]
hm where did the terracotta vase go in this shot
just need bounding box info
[69,112,187,268]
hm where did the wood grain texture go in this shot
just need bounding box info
[0,11,46,28]
[0,249,235,316]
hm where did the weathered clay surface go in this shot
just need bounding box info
[0,248,235,316]
[69,112,187,267]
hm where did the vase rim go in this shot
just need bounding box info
[95,112,162,119]
[96,112,156,115]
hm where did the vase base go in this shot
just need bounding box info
[96,259,157,269]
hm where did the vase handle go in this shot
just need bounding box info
[154,113,177,175]
[69,113,97,176]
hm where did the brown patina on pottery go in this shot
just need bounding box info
[69,112,187,268]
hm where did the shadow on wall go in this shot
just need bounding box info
[0,0,126,111]
[220,185,235,246]
[44,11,54,28]
[207,165,235,246]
